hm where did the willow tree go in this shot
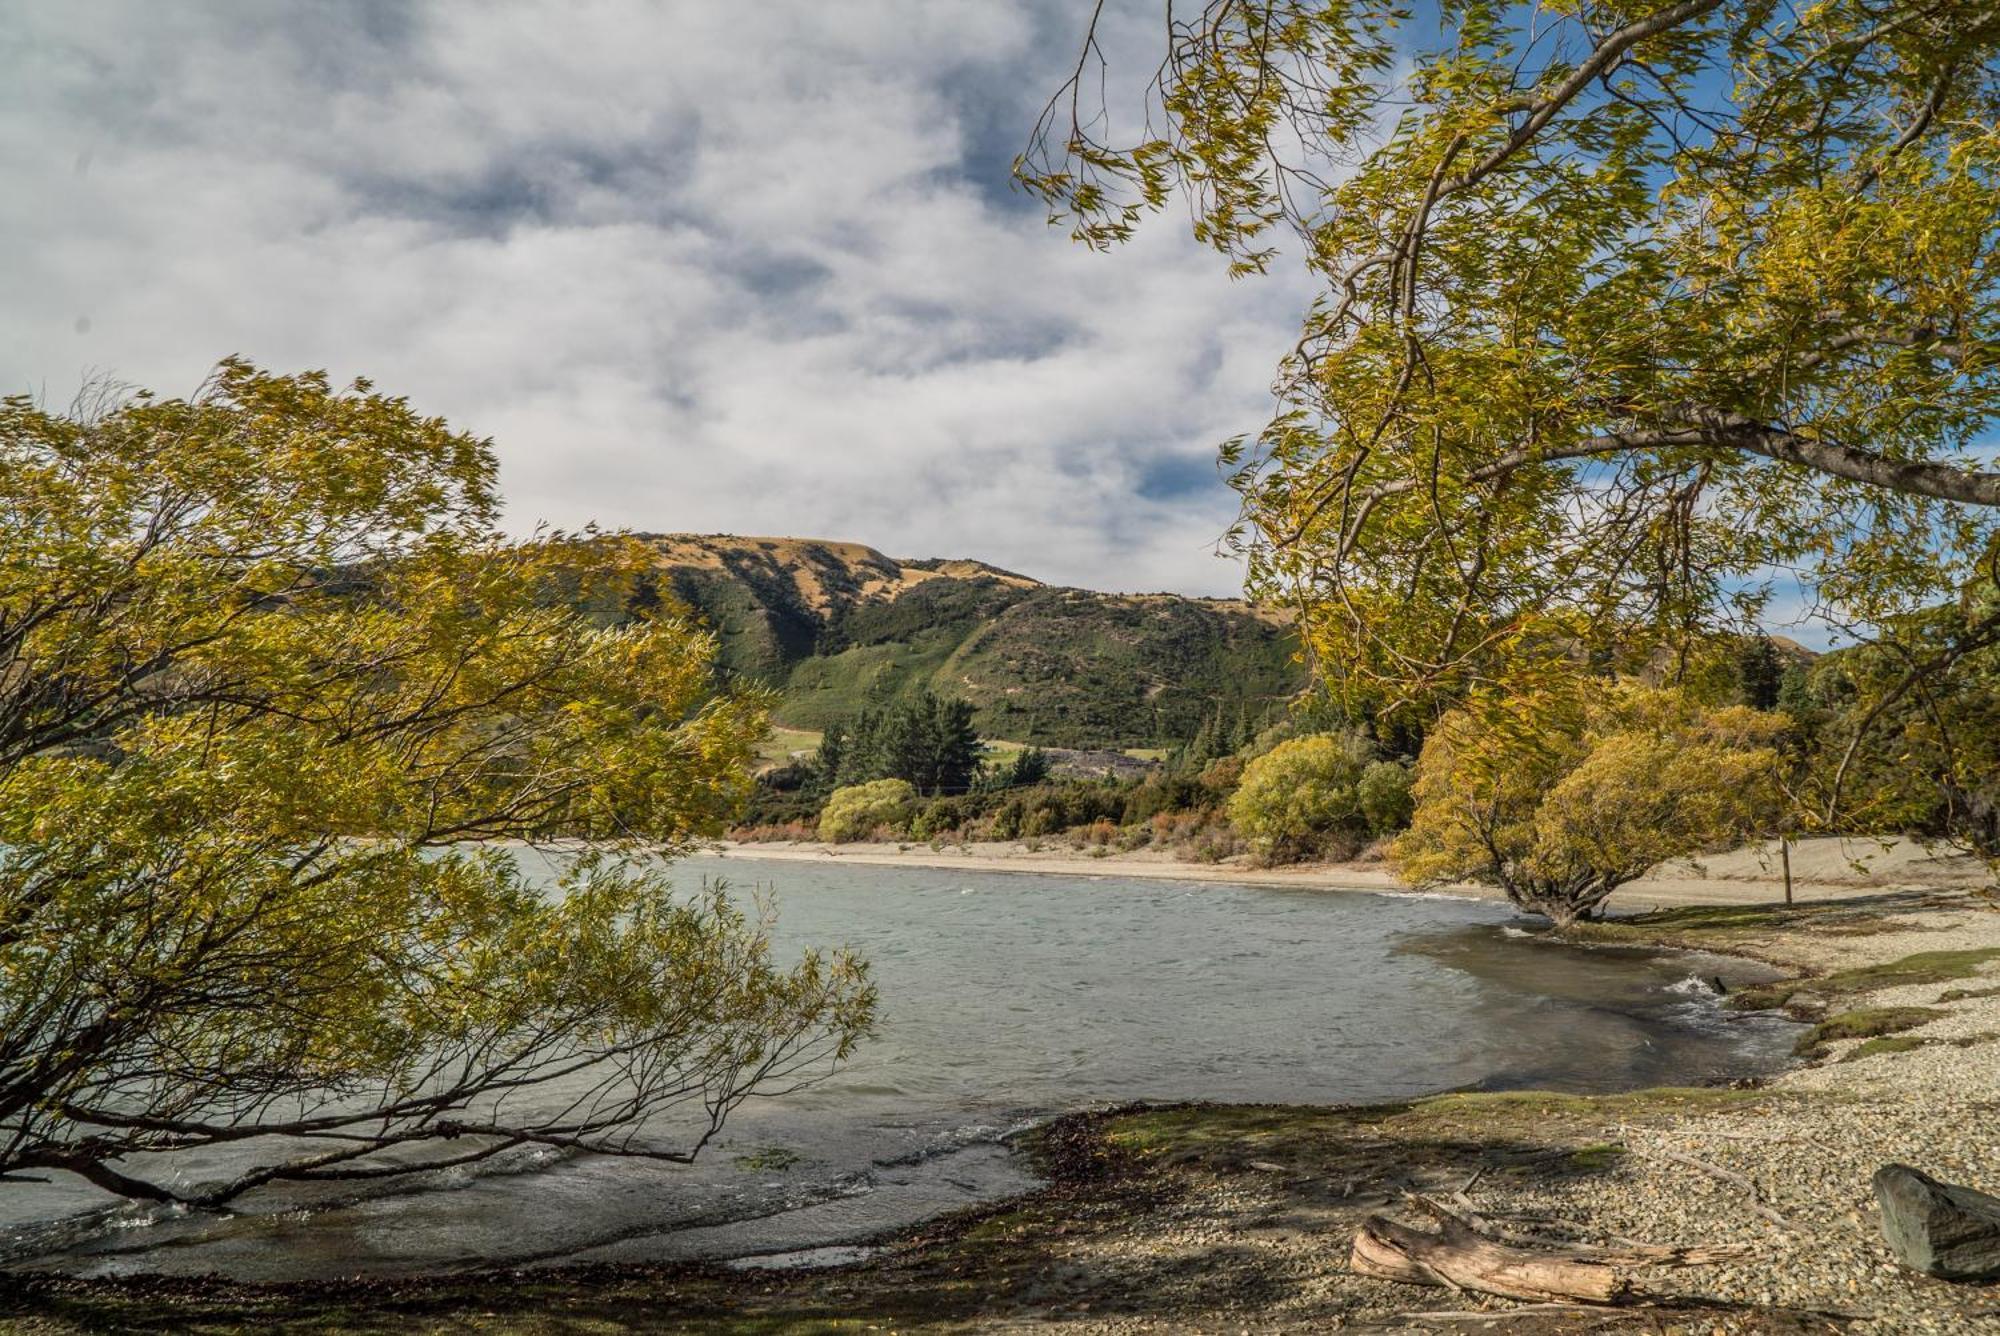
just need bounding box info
[0,361,874,1206]
[1397,684,1785,923]
[1023,0,2000,719]
[1786,585,2000,849]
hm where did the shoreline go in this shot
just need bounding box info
[8,879,1999,1331]
[711,833,1992,912]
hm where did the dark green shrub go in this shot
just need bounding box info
[1357,759,1415,837]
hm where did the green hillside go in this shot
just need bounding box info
[637,534,1304,749]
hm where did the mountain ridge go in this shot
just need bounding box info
[634,533,1304,749]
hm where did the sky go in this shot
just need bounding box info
[1,1,1315,598]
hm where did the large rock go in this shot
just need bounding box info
[1874,1163,2000,1280]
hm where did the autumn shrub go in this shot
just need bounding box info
[1198,755,1246,794]
[817,779,917,843]
[1226,732,1375,863]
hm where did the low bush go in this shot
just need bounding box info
[1227,732,1375,863]
[1186,824,1246,863]
[731,821,818,843]
[818,779,917,843]
[1122,772,1212,825]
[738,775,823,830]
[1357,759,1414,837]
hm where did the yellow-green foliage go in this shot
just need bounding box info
[0,362,875,1206]
[818,778,917,843]
[1226,732,1372,857]
[1023,4,2000,717]
[1397,684,1785,924]
[1356,759,1414,837]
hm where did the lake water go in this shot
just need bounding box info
[1,854,1800,1279]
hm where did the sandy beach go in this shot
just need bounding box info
[715,834,1993,911]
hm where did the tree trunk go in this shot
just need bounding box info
[1507,883,1594,929]
[1350,1213,1632,1304]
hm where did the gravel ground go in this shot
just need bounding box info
[996,892,2000,1334]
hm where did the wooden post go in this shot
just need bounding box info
[1780,835,1793,906]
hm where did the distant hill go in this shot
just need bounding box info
[636,534,1305,749]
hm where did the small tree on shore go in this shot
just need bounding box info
[1227,732,1374,863]
[0,363,875,1206]
[818,778,917,843]
[1397,685,1785,926]
[1008,746,1053,787]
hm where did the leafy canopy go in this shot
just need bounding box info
[0,361,874,1205]
[1024,1,2000,713]
[1781,580,2000,850]
[1227,731,1376,858]
[1397,682,1786,923]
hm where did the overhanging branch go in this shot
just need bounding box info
[1317,411,2000,520]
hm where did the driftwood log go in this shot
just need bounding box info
[1351,1213,1632,1304]
[1350,1194,1750,1305]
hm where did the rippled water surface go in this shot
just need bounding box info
[2,855,1800,1278]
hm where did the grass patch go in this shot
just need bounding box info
[1569,894,1985,963]
[1938,984,2000,1003]
[754,725,822,766]
[1614,903,1810,931]
[733,1145,803,1172]
[1567,1142,1628,1170]
[1811,948,2000,993]
[1399,1086,1769,1127]
[1092,1094,1737,1172]
[1845,1035,1933,1061]
[1794,1006,1945,1058]
[1732,948,2000,1017]
[1100,1103,1393,1165]
[1564,899,1892,960]
[1728,978,1808,1011]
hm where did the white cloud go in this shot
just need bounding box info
[0,0,1310,595]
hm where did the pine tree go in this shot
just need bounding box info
[815,692,982,796]
[1010,747,1052,787]
[813,723,849,795]
[1739,635,1784,711]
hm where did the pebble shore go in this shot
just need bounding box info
[995,888,2000,1333]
